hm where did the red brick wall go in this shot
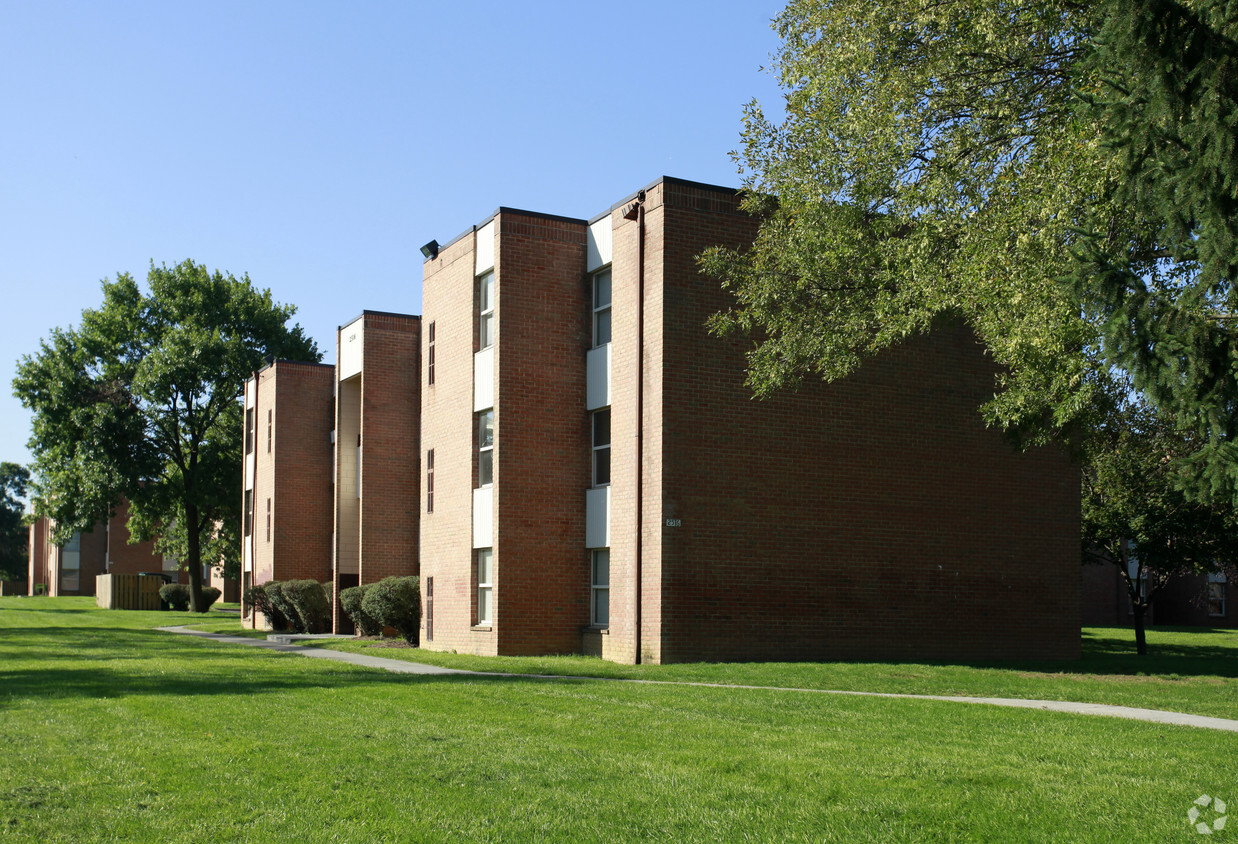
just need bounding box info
[358,313,421,588]
[649,179,1080,662]
[493,211,590,655]
[420,229,497,655]
[106,499,165,576]
[1081,561,1129,626]
[27,520,47,594]
[269,362,335,585]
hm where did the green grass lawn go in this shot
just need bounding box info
[2,597,1236,843]
[302,624,1238,721]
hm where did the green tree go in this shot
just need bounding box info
[1074,0,1238,501]
[13,261,320,611]
[702,0,1238,495]
[0,462,31,583]
[1082,380,1238,654]
[702,0,1109,441]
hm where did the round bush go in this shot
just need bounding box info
[264,581,299,632]
[198,586,222,612]
[159,583,190,612]
[360,576,421,645]
[283,579,330,634]
[339,584,383,636]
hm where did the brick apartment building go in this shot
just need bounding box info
[27,499,202,596]
[1081,562,1236,628]
[241,176,1081,663]
[240,315,420,630]
[416,177,1080,663]
[331,312,421,631]
[242,359,335,625]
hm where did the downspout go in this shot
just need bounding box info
[623,190,647,665]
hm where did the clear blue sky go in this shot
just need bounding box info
[1,0,786,472]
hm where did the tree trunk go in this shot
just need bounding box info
[185,502,204,613]
[1132,602,1148,656]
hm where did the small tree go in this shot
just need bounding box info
[0,463,30,583]
[360,576,421,645]
[1082,383,1238,653]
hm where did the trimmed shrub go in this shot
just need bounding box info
[360,576,421,645]
[159,583,191,612]
[283,579,330,634]
[339,584,383,636]
[198,586,222,612]
[264,581,300,632]
[244,582,287,630]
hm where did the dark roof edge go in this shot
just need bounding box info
[587,175,740,224]
[337,309,421,329]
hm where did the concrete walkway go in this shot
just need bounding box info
[158,626,1238,733]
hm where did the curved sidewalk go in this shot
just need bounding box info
[159,626,1238,733]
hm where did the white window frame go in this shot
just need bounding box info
[1208,572,1227,617]
[477,410,494,487]
[477,548,493,625]
[479,271,495,350]
[61,532,82,592]
[591,548,609,627]
[592,268,612,348]
[592,408,610,487]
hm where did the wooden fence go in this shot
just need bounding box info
[96,574,163,611]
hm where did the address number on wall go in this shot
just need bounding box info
[664,518,682,527]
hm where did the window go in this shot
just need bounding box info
[356,434,362,498]
[266,409,272,453]
[244,407,255,454]
[265,497,271,542]
[477,549,493,625]
[61,532,81,592]
[591,549,609,627]
[425,576,434,641]
[477,410,494,487]
[243,490,253,537]
[426,448,435,513]
[592,408,610,486]
[427,320,436,385]
[1208,573,1227,617]
[479,271,495,349]
[592,268,612,347]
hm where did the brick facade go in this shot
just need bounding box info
[1081,561,1238,628]
[332,312,421,631]
[243,360,335,626]
[416,177,1081,663]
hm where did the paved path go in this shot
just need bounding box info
[158,626,1238,733]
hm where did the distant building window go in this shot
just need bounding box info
[591,549,609,627]
[479,271,495,349]
[267,409,272,453]
[592,408,610,487]
[266,497,271,542]
[426,448,435,513]
[243,490,253,537]
[477,410,494,487]
[477,548,493,625]
[61,532,81,592]
[245,407,255,454]
[428,321,436,386]
[1208,573,1227,617]
[593,268,612,347]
